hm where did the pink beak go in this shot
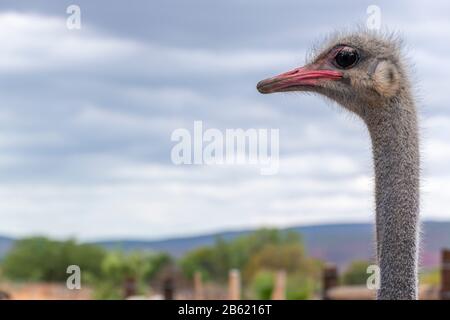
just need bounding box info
[257,66,343,94]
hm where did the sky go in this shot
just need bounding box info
[0,1,450,240]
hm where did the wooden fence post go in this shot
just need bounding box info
[123,276,137,299]
[441,249,450,300]
[0,290,11,300]
[163,277,175,300]
[228,269,241,300]
[271,270,286,300]
[322,264,338,300]
[194,271,204,300]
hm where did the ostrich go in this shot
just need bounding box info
[257,31,420,300]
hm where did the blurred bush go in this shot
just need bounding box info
[420,268,440,286]
[286,273,316,300]
[180,229,323,299]
[1,230,327,300]
[251,271,274,299]
[88,250,172,299]
[1,237,171,299]
[340,260,371,285]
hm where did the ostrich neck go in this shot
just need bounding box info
[365,99,420,300]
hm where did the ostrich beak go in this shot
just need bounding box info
[257,66,342,94]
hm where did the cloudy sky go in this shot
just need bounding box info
[0,1,449,240]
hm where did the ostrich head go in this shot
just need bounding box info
[257,31,421,300]
[257,31,408,120]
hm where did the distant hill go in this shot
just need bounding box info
[0,236,15,259]
[1,221,450,269]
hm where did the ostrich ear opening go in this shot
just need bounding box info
[372,60,401,98]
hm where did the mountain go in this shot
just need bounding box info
[94,221,450,269]
[1,221,449,269]
[0,236,15,259]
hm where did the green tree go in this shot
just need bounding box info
[180,247,216,281]
[180,229,323,299]
[244,243,306,280]
[180,229,301,283]
[2,237,105,282]
[145,252,172,281]
[91,250,171,299]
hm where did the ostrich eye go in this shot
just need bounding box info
[334,47,359,69]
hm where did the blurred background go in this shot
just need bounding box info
[0,0,449,299]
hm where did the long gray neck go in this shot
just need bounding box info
[365,98,420,300]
